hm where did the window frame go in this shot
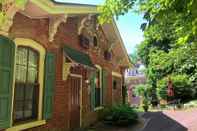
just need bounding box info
[7,38,46,131]
[94,65,103,111]
[13,47,40,123]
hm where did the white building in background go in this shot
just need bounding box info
[125,61,146,106]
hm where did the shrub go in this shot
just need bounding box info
[157,74,194,102]
[101,105,138,126]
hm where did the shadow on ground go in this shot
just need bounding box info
[141,111,188,131]
[75,111,188,131]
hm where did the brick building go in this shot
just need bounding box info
[0,0,130,130]
[125,63,146,106]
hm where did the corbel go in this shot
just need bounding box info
[108,41,117,51]
[0,1,27,36]
[62,62,72,80]
[78,14,95,35]
[49,14,67,42]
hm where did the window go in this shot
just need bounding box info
[0,37,55,130]
[95,70,101,107]
[113,80,117,90]
[14,47,39,123]
[93,36,98,47]
[93,66,103,109]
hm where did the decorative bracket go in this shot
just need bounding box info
[0,1,27,36]
[49,15,67,42]
[62,63,72,81]
[108,41,117,51]
[78,14,96,35]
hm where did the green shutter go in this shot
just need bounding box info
[0,36,15,129]
[102,69,108,105]
[90,72,96,110]
[43,52,55,119]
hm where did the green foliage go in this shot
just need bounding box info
[98,0,135,24]
[142,98,150,112]
[0,0,27,28]
[100,0,197,103]
[134,84,156,102]
[134,84,146,97]
[157,74,194,102]
[129,51,138,64]
[101,105,138,126]
[0,12,7,27]
[15,0,28,8]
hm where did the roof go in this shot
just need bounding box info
[50,0,98,7]
[24,0,131,67]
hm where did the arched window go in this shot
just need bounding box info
[14,47,39,123]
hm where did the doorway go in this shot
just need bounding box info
[69,74,82,130]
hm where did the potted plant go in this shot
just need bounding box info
[142,99,149,112]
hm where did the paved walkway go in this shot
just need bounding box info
[141,109,197,131]
[84,109,197,131]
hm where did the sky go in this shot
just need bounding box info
[55,0,144,54]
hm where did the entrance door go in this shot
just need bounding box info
[69,74,82,130]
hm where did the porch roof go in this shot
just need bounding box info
[63,45,95,68]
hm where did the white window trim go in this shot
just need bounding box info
[7,38,46,131]
[112,71,122,78]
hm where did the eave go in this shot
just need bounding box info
[20,0,132,67]
[30,0,99,15]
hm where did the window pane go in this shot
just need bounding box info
[15,85,24,101]
[95,88,101,107]
[14,101,23,120]
[28,67,38,83]
[16,47,28,65]
[25,85,34,100]
[28,50,38,68]
[24,110,32,118]
[24,101,33,110]
[16,65,27,82]
[28,50,38,83]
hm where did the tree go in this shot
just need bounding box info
[100,0,197,103]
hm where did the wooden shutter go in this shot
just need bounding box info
[90,72,96,110]
[43,52,55,119]
[102,69,108,105]
[0,36,15,129]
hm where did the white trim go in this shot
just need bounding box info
[70,73,82,78]
[6,120,46,131]
[94,106,104,111]
[112,71,122,78]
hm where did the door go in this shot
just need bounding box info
[69,74,82,130]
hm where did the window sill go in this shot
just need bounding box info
[6,120,46,131]
[94,106,104,111]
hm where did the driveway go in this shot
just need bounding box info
[142,109,197,131]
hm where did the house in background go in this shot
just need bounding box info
[125,61,146,106]
[0,0,131,131]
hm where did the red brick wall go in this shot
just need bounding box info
[7,12,123,130]
[112,76,122,105]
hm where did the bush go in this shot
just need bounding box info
[157,74,194,102]
[101,105,138,126]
